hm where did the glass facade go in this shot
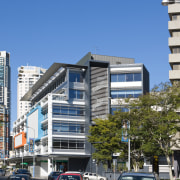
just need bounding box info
[111,73,141,82]
[111,89,142,99]
[69,72,83,83]
[53,139,85,149]
[52,105,85,116]
[69,89,84,99]
[52,122,85,134]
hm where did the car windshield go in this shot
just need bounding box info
[52,172,61,176]
[17,169,28,172]
[9,175,29,180]
[121,176,155,180]
[59,175,81,180]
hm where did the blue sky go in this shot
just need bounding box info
[0,0,169,126]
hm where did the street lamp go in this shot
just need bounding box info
[27,126,35,178]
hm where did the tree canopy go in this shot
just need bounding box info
[88,82,180,179]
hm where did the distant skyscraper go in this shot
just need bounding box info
[17,66,46,118]
[0,51,10,158]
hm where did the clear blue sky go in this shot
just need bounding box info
[0,0,169,126]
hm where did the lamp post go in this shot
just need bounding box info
[27,126,35,178]
[128,121,130,171]
[22,150,23,169]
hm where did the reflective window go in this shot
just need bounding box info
[69,72,83,82]
[111,73,141,82]
[53,105,85,116]
[111,89,142,99]
[53,139,85,149]
[69,89,84,99]
[53,122,85,134]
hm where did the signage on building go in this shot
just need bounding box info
[121,120,129,142]
[29,138,34,152]
[14,132,26,149]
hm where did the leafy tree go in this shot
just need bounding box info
[128,82,180,179]
[88,82,180,179]
[88,113,128,169]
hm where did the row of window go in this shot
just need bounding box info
[53,139,85,149]
[111,89,142,99]
[111,73,141,82]
[53,105,85,116]
[111,107,129,115]
[53,122,85,134]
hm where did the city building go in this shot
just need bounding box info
[17,66,46,119]
[162,0,180,178]
[12,53,149,177]
[0,51,11,161]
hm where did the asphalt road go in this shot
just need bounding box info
[0,176,47,180]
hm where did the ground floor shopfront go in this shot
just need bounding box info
[8,155,91,178]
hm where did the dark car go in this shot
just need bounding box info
[57,173,83,180]
[118,172,157,180]
[48,171,62,180]
[0,169,5,176]
[8,174,31,180]
[15,169,32,177]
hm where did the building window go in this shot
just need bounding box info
[111,89,142,99]
[172,47,180,54]
[52,122,85,134]
[111,107,129,114]
[53,139,85,150]
[111,73,141,82]
[69,89,84,99]
[52,105,85,117]
[69,72,83,83]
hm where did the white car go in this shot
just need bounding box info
[83,172,107,180]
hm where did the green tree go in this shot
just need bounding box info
[88,82,180,178]
[88,113,128,169]
[128,82,180,179]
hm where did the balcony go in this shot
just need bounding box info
[168,20,180,31]
[169,70,180,80]
[169,37,180,47]
[168,4,180,14]
[169,54,180,64]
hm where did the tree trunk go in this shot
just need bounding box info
[132,162,139,172]
[165,154,173,180]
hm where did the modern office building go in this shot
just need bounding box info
[0,51,11,160]
[162,0,180,178]
[12,53,149,177]
[17,66,46,119]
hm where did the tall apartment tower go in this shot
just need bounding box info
[17,66,46,118]
[0,51,10,158]
[162,0,180,178]
[162,0,180,82]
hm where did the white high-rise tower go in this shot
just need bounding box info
[17,66,46,118]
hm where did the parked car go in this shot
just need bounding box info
[15,169,32,177]
[8,174,31,180]
[57,172,83,180]
[0,169,5,176]
[48,171,63,180]
[117,172,157,180]
[83,172,107,180]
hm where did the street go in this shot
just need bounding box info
[0,176,47,180]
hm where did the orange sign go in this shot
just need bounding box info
[14,131,26,149]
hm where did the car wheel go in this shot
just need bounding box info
[100,178,104,180]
